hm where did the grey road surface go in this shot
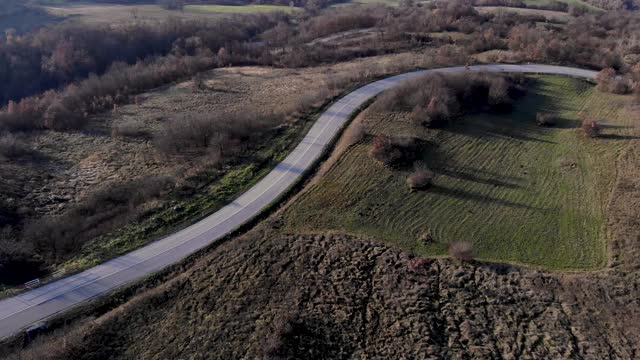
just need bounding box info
[0,64,597,340]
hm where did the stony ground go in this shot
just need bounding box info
[9,229,639,359]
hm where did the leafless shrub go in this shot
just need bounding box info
[407,169,434,191]
[42,101,85,131]
[407,257,429,273]
[112,120,150,139]
[343,122,366,147]
[0,133,31,159]
[419,231,434,245]
[261,310,301,358]
[291,87,331,114]
[155,111,280,158]
[371,134,420,167]
[371,134,401,166]
[536,112,556,127]
[449,241,474,262]
[24,176,174,263]
[596,68,631,94]
[192,73,207,92]
[610,80,631,95]
[581,119,601,138]
[374,72,524,128]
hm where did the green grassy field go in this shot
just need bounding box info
[523,0,603,11]
[475,7,570,23]
[185,4,300,13]
[331,0,400,7]
[284,76,636,270]
[39,2,298,26]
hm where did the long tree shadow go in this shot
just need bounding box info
[549,117,580,129]
[599,123,634,129]
[429,184,537,210]
[598,134,640,140]
[436,168,523,189]
[443,117,556,144]
[455,166,524,183]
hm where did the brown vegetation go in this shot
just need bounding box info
[0,62,351,284]
[111,120,150,139]
[407,169,434,191]
[449,241,474,261]
[582,0,639,10]
[0,14,284,106]
[154,111,281,158]
[24,176,175,263]
[581,119,601,137]
[0,134,32,160]
[6,231,640,359]
[536,112,556,127]
[1,1,640,356]
[1,54,214,132]
[3,0,640,136]
[371,134,421,167]
[374,72,526,128]
[597,68,633,94]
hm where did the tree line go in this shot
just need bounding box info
[3,1,640,135]
[0,13,284,107]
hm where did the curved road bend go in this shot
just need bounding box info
[0,64,597,339]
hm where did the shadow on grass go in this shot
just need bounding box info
[599,123,634,129]
[429,184,536,210]
[437,167,523,189]
[598,133,640,140]
[549,117,580,129]
[444,118,556,144]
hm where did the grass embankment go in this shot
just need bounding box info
[524,0,604,11]
[475,7,570,23]
[185,4,300,13]
[38,2,297,26]
[284,75,636,270]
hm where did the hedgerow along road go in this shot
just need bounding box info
[0,64,597,340]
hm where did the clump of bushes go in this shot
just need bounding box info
[449,241,474,262]
[581,119,601,138]
[407,257,429,274]
[596,68,632,94]
[536,112,556,127]
[0,54,214,133]
[370,134,421,167]
[155,111,281,159]
[373,72,527,128]
[407,169,434,191]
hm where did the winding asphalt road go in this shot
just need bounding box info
[0,64,597,340]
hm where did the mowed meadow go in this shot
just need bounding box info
[284,75,638,270]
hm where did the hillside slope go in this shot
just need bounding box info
[9,229,640,359]
[285,75,636,270]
